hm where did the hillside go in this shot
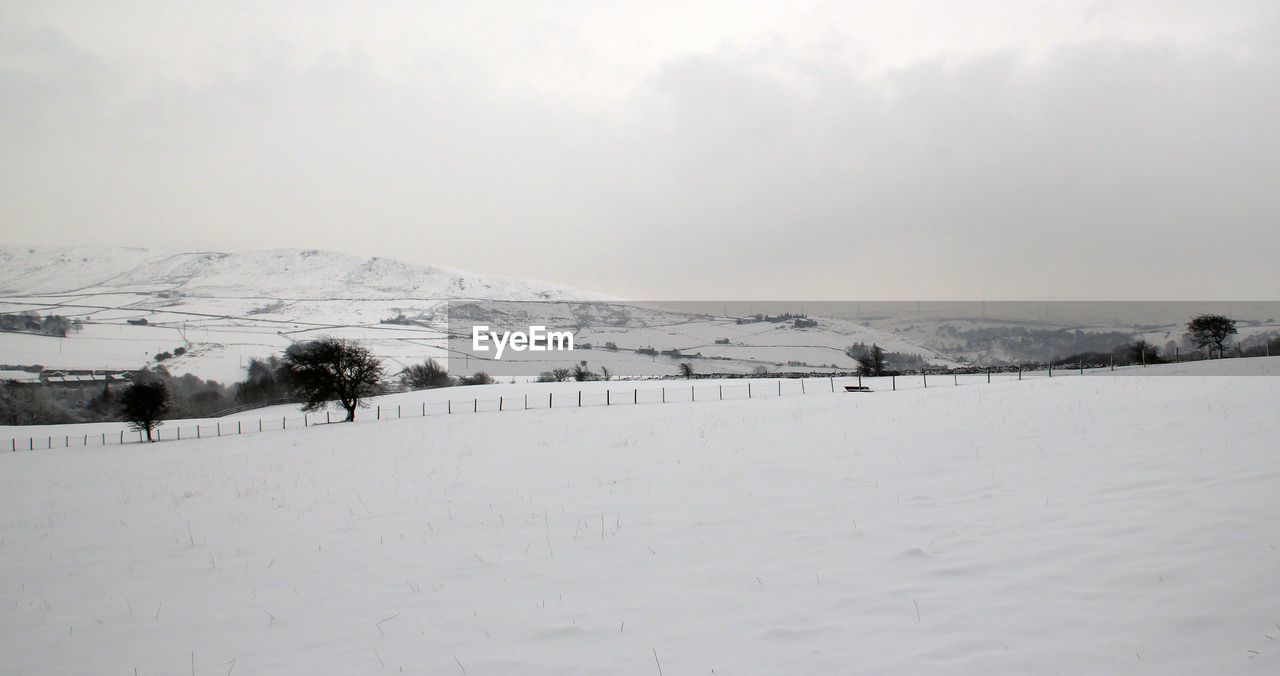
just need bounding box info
[2,360,1278,673]
[0,247,948,383]
[0,246,599,300]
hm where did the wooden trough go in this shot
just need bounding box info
[844,385,871,392]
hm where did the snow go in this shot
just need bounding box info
[1089,357,1280,376]
[3,360,1279,673]
[0,247,951,383]
[0,245,612,383]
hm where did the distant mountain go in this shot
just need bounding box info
[0,246,607,301]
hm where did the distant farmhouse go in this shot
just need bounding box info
[1,369,132,389]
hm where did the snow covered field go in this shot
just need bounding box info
[3,362,1279,673]
[1,247,958,383]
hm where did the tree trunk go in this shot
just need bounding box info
[344,405,356,422]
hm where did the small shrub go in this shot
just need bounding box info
[459,372,494,386]
[401,359,454,390]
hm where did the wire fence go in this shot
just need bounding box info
[0,357,1266,452]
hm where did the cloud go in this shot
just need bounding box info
[1,6,1277,300]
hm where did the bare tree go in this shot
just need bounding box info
[572,361,599,381]
[281,337,385,422]
[1185,314,1237,357]
[119,380,170,441]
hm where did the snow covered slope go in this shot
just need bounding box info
[1,360,1278,673]
[0,246,610,382]
[0,246,600,300]
[0,247,948,382]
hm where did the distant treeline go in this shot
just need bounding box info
[932,324,1279,365]
[934,326,1160,363]
[735,313,809,325]
[845,342,934,375]
[1,366,233,426]
[0,312,81,337]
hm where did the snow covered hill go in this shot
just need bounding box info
[0,246,610,382]
[2,359,1278,673]
[0,246,601,300]
[0,247,949,383]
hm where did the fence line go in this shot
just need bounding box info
[0,359,1253,452]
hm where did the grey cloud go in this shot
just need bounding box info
[1,12,1277,299]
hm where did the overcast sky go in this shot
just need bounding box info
[2,1,1277,300]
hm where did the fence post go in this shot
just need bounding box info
[177,428,181,440]
[579,391,582,407]
[524,394,528,410]
[196,426,200,439]
[662,387,666,403]
[606,391,610,406]
[217,423,221,437]
[923,372,927,388]
[500,396,504,411]
[892,375,896,391]
[377,406,381,420]
[448,400,452,414]
[1110,355,1114,371]
[29,437,33,450]
[398,405,401,418]
[282,417,286,429]
[102,432,106,445]
[987,367,990,383]
[10,439,14,452]
[954,372,958,386]
[692,385,695,401]
[829,377,834,392]
[65,435,69,447]
[423,402,426,416]
[1018,366,1022,380]
[473,399,477,413]
[121,431,124,444]
[304,414,308,427]
[778,380,782,396]
[549,393,552,408]
[634,388,637,404]
[1079,361,1083,375]
[1048,362,1053,377]
[858,374,862,388]
[259,419,263,432]
[801,380,806,394]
